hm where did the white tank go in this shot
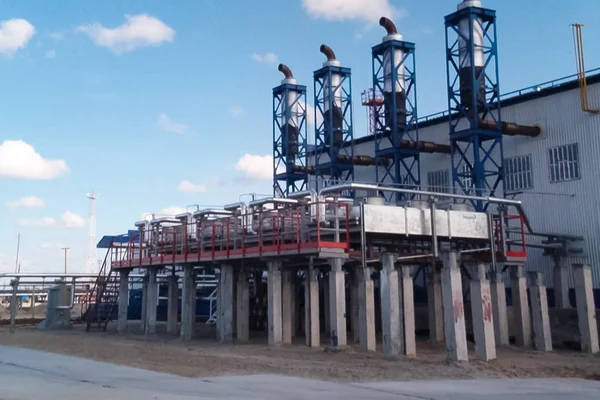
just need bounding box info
[323,59,343,112]
[457,0,484,69]
[382,33,405,94]
[281,77,299,129]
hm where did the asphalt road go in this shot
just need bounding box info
[0,345,598,399]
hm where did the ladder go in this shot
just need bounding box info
[82,245,120,331]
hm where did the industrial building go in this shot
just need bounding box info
[76,0,600,363]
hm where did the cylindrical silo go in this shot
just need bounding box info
[457,0,486,112]
[278,64,300,162]
[379,17,407,128]
[320,45,344,150]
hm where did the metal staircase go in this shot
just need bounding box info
[82,244,120,331]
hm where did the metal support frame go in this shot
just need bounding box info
[273,82,309,197]
[445,5,503,211]
[372,39,420,203]
[313,64,354,194]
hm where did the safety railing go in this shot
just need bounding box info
[111,200,351,267]
[494,214,527,261]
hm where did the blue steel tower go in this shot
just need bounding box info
[313,45,354,193]
[273,64,309,197]
[372,17,420,203]
[445,0,503,211]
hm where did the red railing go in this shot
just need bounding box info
[494,214,527,260]
[112,200,351,268]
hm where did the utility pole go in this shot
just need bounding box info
[61,247,70,274]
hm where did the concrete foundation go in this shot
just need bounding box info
[268,262,283,346]
[427,263,444,343]
[140,274,148,333]
[144,269,158,335]
[117,270,129,334]
[305,262,320,348]
[529,272,552,352]
[511,265,532,347]
[236,270,250,342]
[282,270,293,345]
[329,259,347,347]
[490,272,509,346]
[167,274,178,335]
[323,275,330,334]
[218,265,234,343]
[441,252,468,362]
[554,257,570,309]
[180,266,196,341]
[351,273,360,344]
[470,264,496,361]
[358,268,376,352]
[400,266,416,357]
[573,264,599,354]
[380,254,401,357]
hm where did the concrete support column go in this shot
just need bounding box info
[351,270,360,344]
[427,263,444,343]
[291,272,298,339]
[180,266,196,341]
[282,269,294,345]
[236,269,250,342]
[400,266,416,357]
[553,256,570,309]
[145,268,158,335]
[305,261,320,348]
[140,273,148,332]
[359,267,376,352]
[441,251,468,362]
[470,264,496,361]
[323,275,330,333]
[167,274,179,335]
[380,254,401,357]
[268,262,283,346]
[329,258,347,347]
[529,272,552,352]
[117,269,130,334]
[218,265,234,343]
[573,264,599,354]
[511,264,532,347]
[490,272,509,346]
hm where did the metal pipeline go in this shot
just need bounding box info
[479,120,541,137]
[401,140,451,154]
[318,182,533,232]
[320,44,336,61]
[379,17,398,35]
[278,64,294,79]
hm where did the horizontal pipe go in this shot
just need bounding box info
[401,140,451,154]
[249,197,299,208]
[193,209,232,218]
[318,182,533,232]
[479,120,541,137]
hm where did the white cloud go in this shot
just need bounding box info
[39,242,66,251]
[62,211,86,228]
[177,180,207,193]
[306,103,323,128]
[251,52,278,64]
[302,0,400,25]
[17,217,57,228]
[0,140,69,179]
[235,154,273,181]
[76,14,175,54]
[0,18,36,55]
[229,106,245,117]
[158,113,189,134]
[45,49,56,58]
[6,196,44,209]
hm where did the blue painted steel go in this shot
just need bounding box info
[273,82,308,197]
[372,39,420,203]
[313,65,354,195]
[445,5,503,211]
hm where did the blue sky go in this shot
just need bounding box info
[0,0,599,274]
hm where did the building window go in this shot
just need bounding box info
[549,144,580,183]
[427,170,450,193]
[504,155,533,191]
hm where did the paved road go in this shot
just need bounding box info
[0,346,598,399]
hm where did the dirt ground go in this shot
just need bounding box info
[0,322,599,383]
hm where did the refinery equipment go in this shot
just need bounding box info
[273,64,309,197]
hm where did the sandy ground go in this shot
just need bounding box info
[0,322,599,383]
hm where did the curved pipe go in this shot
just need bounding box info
[379,17,398,35]
[278,64,294,79]
[320,44,337,61]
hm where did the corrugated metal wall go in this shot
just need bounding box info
[352,81,600,288]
